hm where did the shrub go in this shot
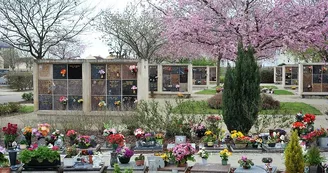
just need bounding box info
[222,43,260,134]
[304,146,325,166]
[22,92,33,101]
[219,76,225,84]
[285,130,305,173]
[207,93,223,109]
[6,72,33,91]
[260,94,280,110]
[260,68,274,83]
[0,102,21,116]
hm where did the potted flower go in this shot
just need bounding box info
[107,133,125,151]
[135,154,145,166]
[316,128,328,148]
[131,85,137,94]
[77,135,91,149]
[304,146,326,172]
[60,69,66,77]
[114,101,121,109]
[203,130,216,147]
[134,128,145,141]
[98,69,105,79]
[22,126,32,147]
[197,148,209,165]
[18,146,61,167]
[238,156,254,169]
[59,96,68,105]
[155,132,164,145]
[46,129,64,146]
[98,100,106,108]
[64,146,78,167]
[19,140,28,150]
[193,123,206,138]
[116,147,134,164]
[0,146,10,173]
[2,123,18,149]
[267,132,279,147]
[129,65,138,74]
[66,130,78,146]
[160,150,175,166]
[219,148,232,165]
[172,143,196,167]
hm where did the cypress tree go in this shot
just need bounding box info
[285,130,305,173]
[222,43,260,134]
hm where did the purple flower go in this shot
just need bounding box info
[242,156,247,161]
[0,146,6,154]
[145,133,152,138]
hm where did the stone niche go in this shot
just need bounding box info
[162,65,188,92]
[192,67,207,85]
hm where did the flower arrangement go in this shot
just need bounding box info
[197,148,209,159]
[46,129,64,145]
[193,124,206,134]
[144,133,155,142]
[129,65,138,74]
[98,100,106,108]
[77,135,91,148]
[77,99,83,104]
[134,128,145,140]
[206,115,222,124]
[172,143,196,165]
[60,69,66,77]
[98,69,105,78]
[267,131,279,144]
[66,130,78,141]
[107,133,125,147]
[116,147,134,158]
[114,101,121,106]
[292,121,306,130]
[219,148,232,160]
[203,130,216,143]
[2,123,18,146]
[103,128,116,137]
[22,126,32,146]
[59,96,68,105]
[131,85,137,94]
[238,156,254,169]
[234,136,251,144]
[155,133,164,140]
[303,113,316,124]
[322,67,327,73]
[37,123,50,137]
[175,84,180,89]
[0,146,9,168]
[160,150,174,163]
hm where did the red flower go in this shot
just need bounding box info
[2,123,18,135]
[303,114,315,124]
[107,133,125,146]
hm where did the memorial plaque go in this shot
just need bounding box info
[54,95,68,110]
[313,74,322,84]
[68,96,83,110]
[285,67,292,73]
[171,74,179,85]
[122,64,137,80]
[122,96,137,110]
[291,79,298,85]
[68,80,82,95]
[91,96,106,111]
[91,80,106,95]
[107,64,121,80]
[91,64,106,79]
[68,64,82,79]
[149,65,158,75]
[285,79,291,85]
[312,84,322,92]
[53,64,67,79]
[39,64,52,79]
[149,66,158,91]
[39,95,53,110]
[285,73,292,79]
[303,66,312,74]
[53,80,67,95]
[180,83,188,92]
[180,74,188,83]
[313,65,322,74]
[38,80,53,94]
[303,74,312,92]
[107,80,121,95]
[107,96,122,111]
[122,80,137,95]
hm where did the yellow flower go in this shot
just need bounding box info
[231,133,237,139]
[205,130,212,136]
[231,130,237,134]
[160,154,168,161]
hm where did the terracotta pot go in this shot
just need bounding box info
[135,160,144,166]
[0,167,11,173]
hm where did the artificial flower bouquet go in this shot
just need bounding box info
[197,148,209,159]
[238,156,254,169]
[2,123,18,146]
[129,65,138,74]
[219,148,232,160]
[66,130,78,141]
[193,123,206,137]
[107,133,125,149]
[103,128,116,137]
[172,143,196,165]
[77,135,91,148]
[134,128,145,140]
[203,130,216,143]
[98,69,105,78]
[36,123,50,137]
[59,96,68,105]
[116,147,134,159]
[98,101,106,108]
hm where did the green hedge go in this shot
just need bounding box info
[6,72,33,91]
[0,102,21,116]
[260,68,274,83]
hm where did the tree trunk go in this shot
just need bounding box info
[216,55,222,86]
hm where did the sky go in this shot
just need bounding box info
[80,0,132,58]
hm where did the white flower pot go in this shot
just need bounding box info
[202,158,207,165]
[63,157,75,167]
[318,137,328,148]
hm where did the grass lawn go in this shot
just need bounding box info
[172,100,321,115]
[19,105,34,113]
[195,89,216,95]
[274,90,294,95]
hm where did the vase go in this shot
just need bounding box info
[20,144,27,150]
[221,159,228,165]
[69,138,76,146]
[112,144,118,151]
[110,152,118,167]
[0,167,10,173]
[8,150,18,166]
[135,160,145,166]
[268,143,276,147]
[202,158,207,165]
[207,142,214,147]
[63,157,75,167]
[234,143,247,148]
[119,157,131,164]
[243,165,252,169]
[177,162,187,167]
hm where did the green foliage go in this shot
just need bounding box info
[191,57,216,66]
[6,72,33,91]
[222,44,260,134]
[135,154,145,161]
[260,68,274,83]
[261,94,280,110]
[285,130,305,173]
[113,163,133,173]
[304,146,326,166]
[0,153,10,168]
[22,92,33,101]
[219,76,225,84]
[207,93,223,109]
[18,146,60,164]
[0,102,21,116]
[18,105,34,113]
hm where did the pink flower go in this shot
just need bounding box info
[242,156,247,161]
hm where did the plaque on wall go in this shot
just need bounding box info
[171,74,179,85]
[313,74,322,84]
[107,96,122,111]
[39,95,53,110]
[53,80,68,95]
[122,64,137,80]
[39,64,52,79]
[54,95,68,110]
[38,80,53,94]
[68,64,82,79]
[171,67,180,74]
[107,64,121,80]
[91,64,106,79]
[68,80,82,96]
[313,65,322,74]
[163,66,172,74]
[53,64,67,79]
[122,96,137,110]
[292,67,298,74]
[180,74,188,83]
[292,74,298,79]
[91,96,107,111]
[303,74,312,92]
[91,80,106,95]
[68,96,83,110]
[122,80,137,95]
[107,80,121,95]
[303,66,312,74]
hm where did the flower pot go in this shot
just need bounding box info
[234,143,247,149]
[202,158,207,165]
[177,162,187,167]
[20,144,27,150]
[24,157,61,167]
[207,142,214,147]
[8,150,18,166]
[252,144,258,149]
[221,159,228,165]
[63,157,75,167]
[268,143,276,147]
[243,165,252,169]
[119,157,131,164]
[135,160,144,166]
[0,167,11,173]
[318,137,328,148]
[110,152,118,167]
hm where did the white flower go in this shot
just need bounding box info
[280,135,285,141]
[272,132,277,137]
